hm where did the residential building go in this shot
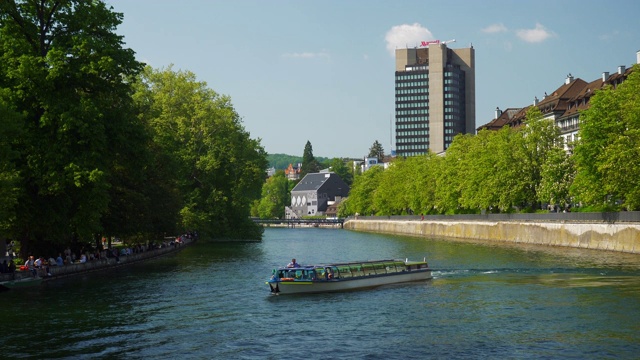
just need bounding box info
[395,41,476,156]
[284,163,302,181]
[288,172,350,218]
[479,50,639,151]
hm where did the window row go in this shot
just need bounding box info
[397,144,429,151]
[396,73,428,80]
[396,116,429,123]
[396,81,428,88]
[396,102,428,108]
[396,109,428,115]
[397,130,429,138]
[396,95,428,102]
[396,89,428,95]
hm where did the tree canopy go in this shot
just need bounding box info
[300,140,320,177]
[368,140,385,162]
[0,1,268,257]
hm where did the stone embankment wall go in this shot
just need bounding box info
[344,219,640,254]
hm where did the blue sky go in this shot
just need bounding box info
[106,0,640,159]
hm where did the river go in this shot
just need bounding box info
[1,228,639,359]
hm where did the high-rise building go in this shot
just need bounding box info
[394,42,475,156]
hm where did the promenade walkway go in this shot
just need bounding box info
[0,238,195,285]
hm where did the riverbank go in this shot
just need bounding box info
[344,219,640,254]
[0,238,194,287]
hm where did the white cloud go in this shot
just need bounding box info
[516,23,555,43]
[363,54,369,61]
[281,52,330,60]
[482,23,508,34]
[385,23,434,57]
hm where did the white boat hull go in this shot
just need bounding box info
[270,270,431,295]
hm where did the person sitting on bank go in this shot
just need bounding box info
[287,258,300,268]
[25,256,36,277]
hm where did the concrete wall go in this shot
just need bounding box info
[344,219,640,254]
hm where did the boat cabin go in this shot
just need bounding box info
[275,260,428,281]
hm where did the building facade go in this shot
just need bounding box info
[395,42,476,156]
[288,172,350,218]
[479,50,639,152]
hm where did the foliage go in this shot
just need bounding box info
[0,1,269,257]
[134,66,268,239]
[329,158,353,186]
[572,65,640,210]
[300,140,320,177]
[267,153,302,169]
[0,91,22,237]
[256,171,289,219]
[368,140,385,162]
[340,166,383,216]
[0,0,143,256]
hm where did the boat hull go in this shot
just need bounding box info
[269,270,431,295]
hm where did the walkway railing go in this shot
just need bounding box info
[253,218,344,228]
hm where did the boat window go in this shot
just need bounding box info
[373,263,387,274]
[350,264,364,277]
[362,263,375,276]
[336,265,352,278]
[384,262,398,273]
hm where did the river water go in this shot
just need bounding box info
[2,228,640,359]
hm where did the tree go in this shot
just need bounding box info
[368,140,385,162]
[0,91,22,237]
[134,66,268,239]
[256,171,289,219]
[537,147,574,210]
[374,157,409,215]
[513,107,563,210]
[572,65,640,210]
[300,140,320,177]
[329,158,353,186]
[0,0,143,256]
[341,166,383,216]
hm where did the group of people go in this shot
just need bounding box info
[1,231,198,278]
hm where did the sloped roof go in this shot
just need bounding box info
[292,172,335,192]
[483,65,635,130]
[478,107,522,131]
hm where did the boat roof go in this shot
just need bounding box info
[276,259,411,270]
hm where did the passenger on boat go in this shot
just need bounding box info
[286,258,300,268]
[325,267,334,279]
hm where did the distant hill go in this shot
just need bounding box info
[267,154,302,170]
[267,153,331,169]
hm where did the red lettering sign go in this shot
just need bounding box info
[420,40,440,47]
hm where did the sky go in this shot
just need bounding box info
[106,0,640,159]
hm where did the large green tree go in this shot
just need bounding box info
[0,0,143,256]
[300,140,320,177]
[513,107,563,210]
[572,65,640,210]
[368,140,385,162]
[256,171,289,219]
[134,66,268,239]
[0,90,22,237]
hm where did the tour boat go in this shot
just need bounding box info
[266,258,432,295]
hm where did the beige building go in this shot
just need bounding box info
[395,42,475,156]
